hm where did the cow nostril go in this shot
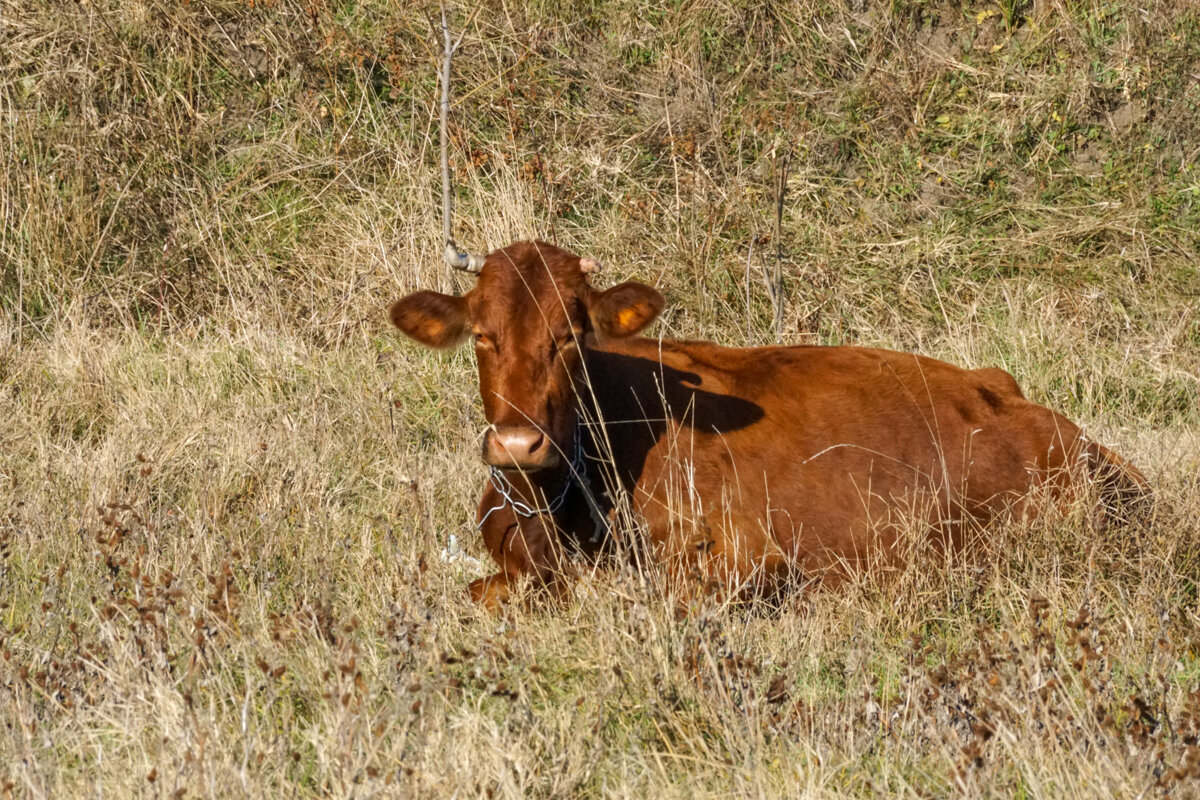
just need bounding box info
[484,426,559,470]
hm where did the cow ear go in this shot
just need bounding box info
[389,291,469,349]
[588,282,665,339]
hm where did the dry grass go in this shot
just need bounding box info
[2,0,1199,797]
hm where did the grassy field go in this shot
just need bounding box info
[2,0,1199,796]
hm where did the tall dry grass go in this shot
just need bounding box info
[2,0,1199,797]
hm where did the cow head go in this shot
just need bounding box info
[389,241,664,473]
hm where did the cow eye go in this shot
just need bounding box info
[552,332,579,356]
[474,332,493,348]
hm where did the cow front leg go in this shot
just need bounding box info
[468,572,516,611]
[473,487,569,610]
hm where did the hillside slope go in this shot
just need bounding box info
[2,1,1199,797]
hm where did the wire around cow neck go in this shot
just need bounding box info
[477,424,586,529]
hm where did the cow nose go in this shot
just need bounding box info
[483,425,560,471]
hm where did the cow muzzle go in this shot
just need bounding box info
[482,425,561,471]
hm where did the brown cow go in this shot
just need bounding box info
[390,240,1148,610]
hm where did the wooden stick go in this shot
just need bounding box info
[440,2,455,247]
[773,146,791,342]
[745,233,757,342]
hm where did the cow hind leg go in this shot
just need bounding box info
[1081,440,1153,526]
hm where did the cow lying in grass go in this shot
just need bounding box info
[390,241,1149,610]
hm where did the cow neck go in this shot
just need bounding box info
[478,422,586,527]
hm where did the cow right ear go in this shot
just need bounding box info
[388,291,469,349]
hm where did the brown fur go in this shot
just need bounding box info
[390,241,1150,611]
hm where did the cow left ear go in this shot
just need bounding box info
[588,281,665,339]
